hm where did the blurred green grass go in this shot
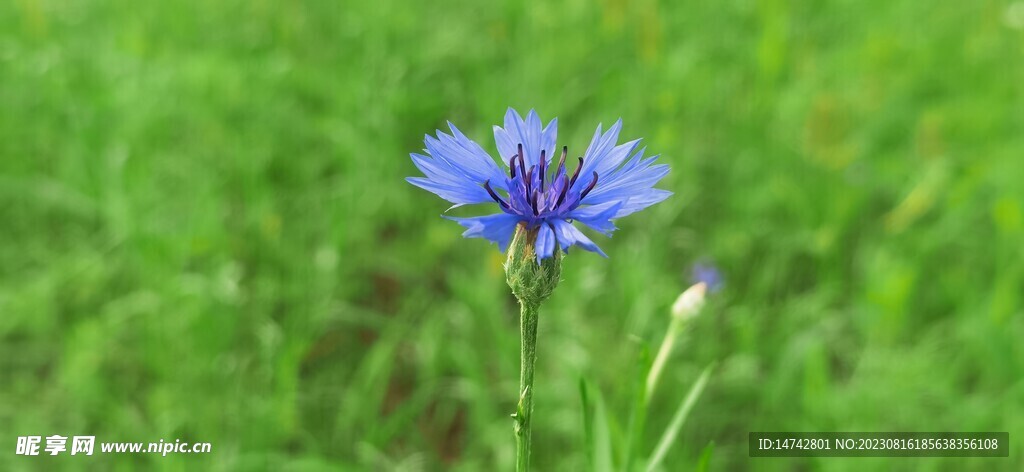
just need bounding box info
[2,0,1023,470]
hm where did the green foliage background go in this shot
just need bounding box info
[2,0,1022,470]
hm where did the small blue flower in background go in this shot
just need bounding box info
[690,261,724,293]
[407,108,671,262]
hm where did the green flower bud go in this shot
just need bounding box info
[505,223,561,304]
[671,282,707,321]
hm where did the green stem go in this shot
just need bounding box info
[645,317,684,403]
[515,301,540,472]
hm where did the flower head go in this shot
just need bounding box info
[690,261,724,292]
[408,108,671,262]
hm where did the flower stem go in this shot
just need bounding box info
[647,283,707,402]
[646,317,683,403]
[515,300,540,472]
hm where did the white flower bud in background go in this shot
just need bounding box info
[646,282,709,399]
[671,282,707,321]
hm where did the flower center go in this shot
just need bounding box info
[484,143,598,219]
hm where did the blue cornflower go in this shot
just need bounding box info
[690,261,724,292]
[407,108,671,262]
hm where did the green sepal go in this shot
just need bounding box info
[505,223,562,305]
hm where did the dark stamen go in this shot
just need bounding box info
[517,144,526,180]
[483,180,509,209]
[569,157,584,187]
[509,156,517,179]
[531,189,540,215]
[580,172,599,200]
[556,146,567,175]
[556,176,569,207]
[524,166,534,197]
[539,150,546,192]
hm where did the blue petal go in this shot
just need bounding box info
[423,124,507,191]
[584,162,670,204]
[446,122,508,189]
[612,189,673,218]
[581,146,672,217]
[535,222,556,263]
[410,120,515,206]
[539,117,558,166]
[406,176,490,206]
[584,140,642,181]
[550,219,608,258]
[493,108,557,170]
[578,119,624,177]
[567,201,622,236]
[410,153,477,189]
[445,213,522,251]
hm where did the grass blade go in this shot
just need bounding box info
[622,343,651,471]
[694,441,714,472]
[580,378,615,472]
[579,378,595,471]
[644,365,713,472]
